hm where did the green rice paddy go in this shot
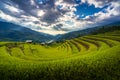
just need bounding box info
[0,30,120,80]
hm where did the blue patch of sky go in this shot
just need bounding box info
[74,0,81,4]
[74,3,109,18]
[57,5,63,10]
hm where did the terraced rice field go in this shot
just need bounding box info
[0,31,120,80]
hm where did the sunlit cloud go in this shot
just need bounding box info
[0,0,120,35]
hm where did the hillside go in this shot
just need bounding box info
[0,30,120,80]
[56,22,120,41]
[0,21,120,43]
[0,21,54,42]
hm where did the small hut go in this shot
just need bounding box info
[26,40,33,43]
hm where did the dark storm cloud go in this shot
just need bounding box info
[0,0,25,18]
[0,0,120,35]
[63,0,75,4]
[0,0,77,25]
[36,0,55,9]
[53,24,70,31]
[10,0,39,16]
[8,0,70,24]
[40,9,61,24]
[53,24,63,30]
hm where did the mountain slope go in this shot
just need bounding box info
[55,22,120,41]
[0,30,120,80]
[0,21,119,42]
[0,21,54,42]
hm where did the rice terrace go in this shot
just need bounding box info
[0,29,120,80]
[0,0,120,80]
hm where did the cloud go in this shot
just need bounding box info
[0,0,120,35]
[83,1,120,25]
[81,0,118,8]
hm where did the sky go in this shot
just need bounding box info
[0,0,120,35]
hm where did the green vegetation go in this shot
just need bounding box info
[0,30,120,80]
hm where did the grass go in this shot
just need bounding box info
[0,31,120,80]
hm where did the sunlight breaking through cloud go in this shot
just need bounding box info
[0,0,120,35]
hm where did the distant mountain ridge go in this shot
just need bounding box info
[0,21,120,42]
[0,21,54,42]
[55,21,120,41]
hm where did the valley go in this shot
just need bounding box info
[0,30,120,80]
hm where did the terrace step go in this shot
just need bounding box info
[94,35,120,42]
[76,38,98,51]
[83,37,110,50]
[83,36,114,47]
[92,35,120,46]
[73,39,89,51]
[67,41,80,54]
